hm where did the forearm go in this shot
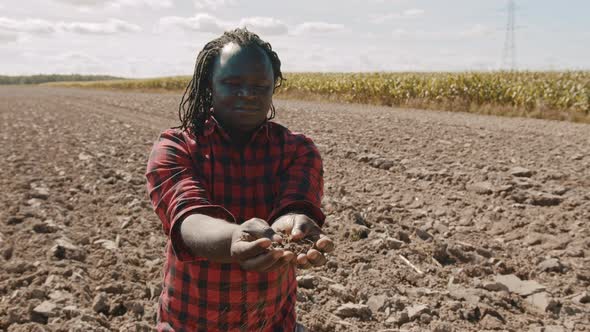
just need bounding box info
[179,214,238,263]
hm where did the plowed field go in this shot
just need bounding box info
[1,87,589,331]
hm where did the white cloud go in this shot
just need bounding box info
[194,0,234,10]
[460,24,493,38]
[52,51,103,64]
[52,0,101,5]
[292,22,345,35]
[367,0,411,3]
[0,30,19,43]
[160,15,340,36]
[391,28,448,41]
[392,28,408,39]
[391,25,497,41]
[403,9,424,17]
[238,17,288,36]
[159,13,227,33]
[0,18,56,34]
[53,0,173,9]
[0,17,140,35]
[58,19,141,34]
[121,0,173,9]
[370,8,425,23]
[17,51,109,74]
[160,14,288,36]
[370,14,396,24]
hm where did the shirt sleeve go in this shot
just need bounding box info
[268,134,326,226]
[145,129,235,262]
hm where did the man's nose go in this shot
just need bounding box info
[236,86,254,97]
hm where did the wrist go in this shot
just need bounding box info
[280,210,308,219]
[180,214,238,263]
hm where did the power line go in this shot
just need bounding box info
[502,0,516,71]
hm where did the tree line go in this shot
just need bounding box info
[0,74,123,85]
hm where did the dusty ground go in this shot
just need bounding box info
[0,86,589,332]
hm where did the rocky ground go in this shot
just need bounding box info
[0,86,589,332]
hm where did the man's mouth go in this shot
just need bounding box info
[234,106,259,112]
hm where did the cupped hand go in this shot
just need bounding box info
[271,213,335,269]
[230,217,294,272]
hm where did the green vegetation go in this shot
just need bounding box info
[280,72,590,122]
[45,71,590,123]
[0,74,123,85]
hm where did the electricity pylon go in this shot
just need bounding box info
[502,0,516,71]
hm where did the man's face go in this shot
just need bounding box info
[211,42,274,137]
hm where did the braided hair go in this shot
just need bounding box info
[176,28,284,135]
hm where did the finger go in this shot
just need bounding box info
[307,249,327,267]
[315,235,335,253]
[291,215,310,239]
[296,253,312,269]
[291,215,319,241]
[271,214,296,236]
[241,249,283,272]
[232,238,272,260]
[272,233,284,243]
[262,251,295,272]
[280,250,295,263]
[245,218,282,242]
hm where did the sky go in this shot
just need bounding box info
[1,0,589,77]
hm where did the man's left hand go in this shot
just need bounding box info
[271,213,335,269]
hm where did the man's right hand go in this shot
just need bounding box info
[230,218,294,272]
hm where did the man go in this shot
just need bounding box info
[146,28,334,331]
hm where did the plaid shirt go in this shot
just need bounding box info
[146,117,325,332]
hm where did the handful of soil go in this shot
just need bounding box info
[270,235,316,255]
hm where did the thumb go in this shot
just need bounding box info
[290,218,308,241]
[244,218,282,242]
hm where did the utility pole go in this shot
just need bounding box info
[502,0,516,71]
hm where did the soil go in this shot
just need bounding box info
[270,236,316,255]
[0,86,589,332]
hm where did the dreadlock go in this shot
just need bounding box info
[176,28,284,135]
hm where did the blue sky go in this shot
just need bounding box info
[1,0,588,77]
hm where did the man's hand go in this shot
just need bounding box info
[271,213,335,269]
[230,218,294,272]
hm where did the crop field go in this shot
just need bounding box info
[46,71,590,123]
[0,86,589,331]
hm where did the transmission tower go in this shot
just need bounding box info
[502,0,516,70]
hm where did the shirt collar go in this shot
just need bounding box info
[203,116,271,145]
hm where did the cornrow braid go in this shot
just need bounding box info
[176,27,284,135]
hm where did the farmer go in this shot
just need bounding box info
[145,28,334,331]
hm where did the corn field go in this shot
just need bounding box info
[46,71,590,122]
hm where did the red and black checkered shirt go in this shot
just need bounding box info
[145,116,325,331]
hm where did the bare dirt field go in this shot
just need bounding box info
[0,86,589,332]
